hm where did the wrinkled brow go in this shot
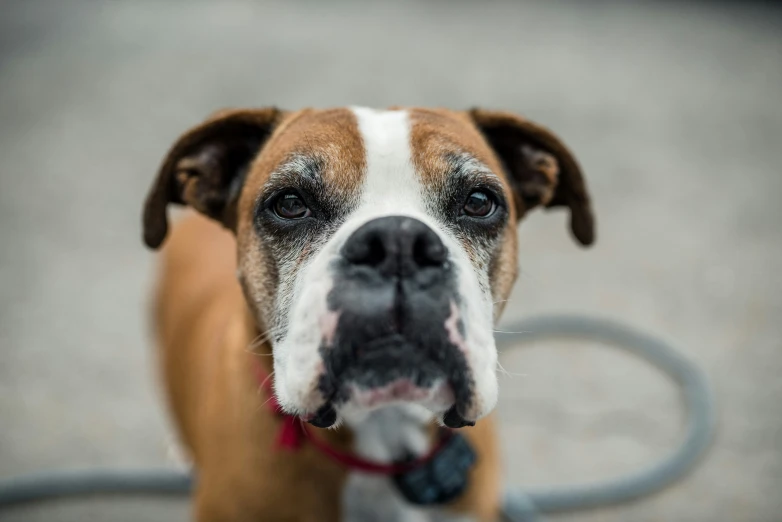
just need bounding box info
[444,152,503,190]
[261,155,325,196]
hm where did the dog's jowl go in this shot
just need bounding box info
[143,106,594,521]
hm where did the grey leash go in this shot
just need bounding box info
[498,315,716,521]
[0,315,715,521]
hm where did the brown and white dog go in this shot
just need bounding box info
[142,107,594,522]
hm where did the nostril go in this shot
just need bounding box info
[412,232,447,268]
[412,235,443,267]
[345,232,387,267]
[364,235,386,267]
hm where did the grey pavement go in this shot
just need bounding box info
[1,1,781,521]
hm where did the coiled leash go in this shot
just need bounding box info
[0,315,715,521]
[497,315,715,521]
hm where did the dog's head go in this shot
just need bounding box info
[144,107,594,428]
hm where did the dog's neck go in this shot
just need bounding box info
[347,405,436,462]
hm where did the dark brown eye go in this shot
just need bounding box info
[463,190,495,217]
[274,193,310,219]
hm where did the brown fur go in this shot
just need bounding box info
[145,107,594,521]
[155,215,353,521]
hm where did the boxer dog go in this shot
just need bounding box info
[142,107,594,521]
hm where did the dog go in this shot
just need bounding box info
[142,106,594,521]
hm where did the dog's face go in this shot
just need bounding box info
[144,107,594,428]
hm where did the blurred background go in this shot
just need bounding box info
[1,0,781,521]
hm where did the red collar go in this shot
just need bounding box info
[252,356,452,475]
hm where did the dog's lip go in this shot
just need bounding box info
[301,381,476,429]
[442,404,476,428]
[343,378,455,411]
[304,403,338,428]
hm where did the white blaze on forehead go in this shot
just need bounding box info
[350,107,424,214]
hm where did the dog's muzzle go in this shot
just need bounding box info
[311,216,475,429]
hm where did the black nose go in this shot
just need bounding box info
[342,216,447,277]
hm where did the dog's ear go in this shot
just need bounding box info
[142,108,284,249]
[469,108,595,246]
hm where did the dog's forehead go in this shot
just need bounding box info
[407,108,506,188]
[253,108,366,192]
[248,107,505,194]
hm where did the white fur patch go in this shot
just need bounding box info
[341,406,435,522]
[352,107,425,215]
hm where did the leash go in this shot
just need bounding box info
[0,314,715,521]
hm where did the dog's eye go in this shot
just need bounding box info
[462,190,495,218]
[273,193,311,220]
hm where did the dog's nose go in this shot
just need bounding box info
[342,216,447,277]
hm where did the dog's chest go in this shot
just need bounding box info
[339,407,475,522]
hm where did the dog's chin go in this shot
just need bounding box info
[277,320,492,429]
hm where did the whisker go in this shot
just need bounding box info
[496,360,528,377]
[256,394,277,412]
[248,331,277,349]
[253,325,283,343]
[245,327,284,354]
[258,369,275,391]
[253,370,277,412]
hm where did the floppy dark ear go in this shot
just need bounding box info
[142,107,283,249]
[469,108,595,246]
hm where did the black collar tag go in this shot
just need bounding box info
[392,430,477,506]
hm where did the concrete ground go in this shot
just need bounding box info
[1,1,781,521]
